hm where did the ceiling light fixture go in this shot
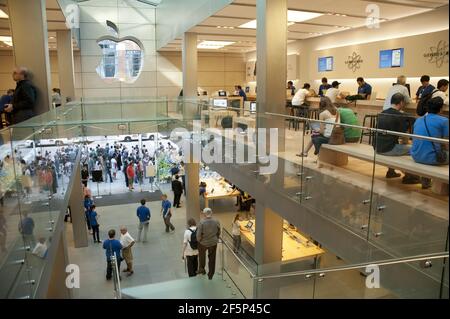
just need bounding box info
[197,41,235,49]
[0,9,8,19]
[239,10,322,29]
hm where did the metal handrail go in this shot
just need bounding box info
[265,111,450,144]
[254,252,449,280]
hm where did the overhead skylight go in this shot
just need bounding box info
[0,9,8,19]
[0,36,13,47]
[239,10,323,29]
[197,41,235,49]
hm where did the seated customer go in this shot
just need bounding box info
[337,106,361,143]
[311,97,337,155]
[374,93,420,184]
[383,75,412,110]
[325,81,347,104]
[287,81,296,96]
[431,79,449,106]
[357,77,372,100]
[411,97,449,165]
[291,83,313,118]
[318,77,332,97]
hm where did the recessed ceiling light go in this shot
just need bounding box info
[239,10,322,29]
[0,9,8,19]
[197,41,235,49]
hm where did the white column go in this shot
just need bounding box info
[7,0,52,115]
[182,32,198,118]
[56,30,76,106]
[256,0,287,152]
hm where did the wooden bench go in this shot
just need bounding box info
[319,143,449,195]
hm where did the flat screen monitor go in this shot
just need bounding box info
[380,48,404,68]
[250,102,257,113]
[318,56,333,72]
[245,86,250,93]
[218,90,227,97]
[213,98,227,108]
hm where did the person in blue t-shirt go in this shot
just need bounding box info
[0,89,14,128]
[88,205,101,243]
[415,75,436,102]
[170,163,180,176]
[235,85,247,101]
[318,77,332,97]
[411,97,449,166]
[161,194,175,233]
[103,229,122,280]
[83,195,93,232]
[136,199,151,242]
[357,77,372,100]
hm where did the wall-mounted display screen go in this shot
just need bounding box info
[379,48,404,68]
[318,56,333,72]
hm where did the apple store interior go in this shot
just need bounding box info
[0,0,448,299]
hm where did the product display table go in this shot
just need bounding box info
[238,220,325,262]
[201,173,241,208]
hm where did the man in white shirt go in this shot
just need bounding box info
[291,83,312,107]
[182,218,199,277]
[325,81,346,104]
[432,79,449,105]
[120,226,135,276]
[383,75,412,110]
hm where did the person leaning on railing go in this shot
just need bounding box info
[411,97,449,166]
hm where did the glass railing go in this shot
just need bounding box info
[0,98,448,298]
[0,124,80,298]
[253,252,449,299]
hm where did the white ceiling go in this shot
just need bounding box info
[159,0,449,53]
[0,0,76,50]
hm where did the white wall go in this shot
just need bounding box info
[245,6,449,99]
[0,51,59,94]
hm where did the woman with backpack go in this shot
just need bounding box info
[181,218,199,277]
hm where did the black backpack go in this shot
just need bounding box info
[417,89,438,116]
[188,229,198,250]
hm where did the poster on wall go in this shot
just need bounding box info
[318,56,333,72]
[246,61,257,82]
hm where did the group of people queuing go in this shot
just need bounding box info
[1,146,77,205]
[81,142,157,191]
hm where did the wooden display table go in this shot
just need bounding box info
[201,177,241,208]
[238,220,325,262]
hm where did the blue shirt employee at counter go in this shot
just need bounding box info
[416,75,435,101]
[357,77,372,99]
[235,85,247,101]
[318,77,332,96]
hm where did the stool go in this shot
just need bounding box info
[307,109,320,134]
[360,114,378,144]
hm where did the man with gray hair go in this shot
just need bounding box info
[119,226,135,276]
[4,67,37,124]
[196,208,221,280]
[383,75,412,110]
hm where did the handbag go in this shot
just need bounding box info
[423,116,447,164]
[328,111,345,145]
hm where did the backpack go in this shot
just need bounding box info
[417,89,438,116]
[188,228,198,250]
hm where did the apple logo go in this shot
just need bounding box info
[96,20,144,83]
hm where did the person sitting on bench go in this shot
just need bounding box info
[374,93,421,185]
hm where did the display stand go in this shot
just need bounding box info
[92,170,103,199]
